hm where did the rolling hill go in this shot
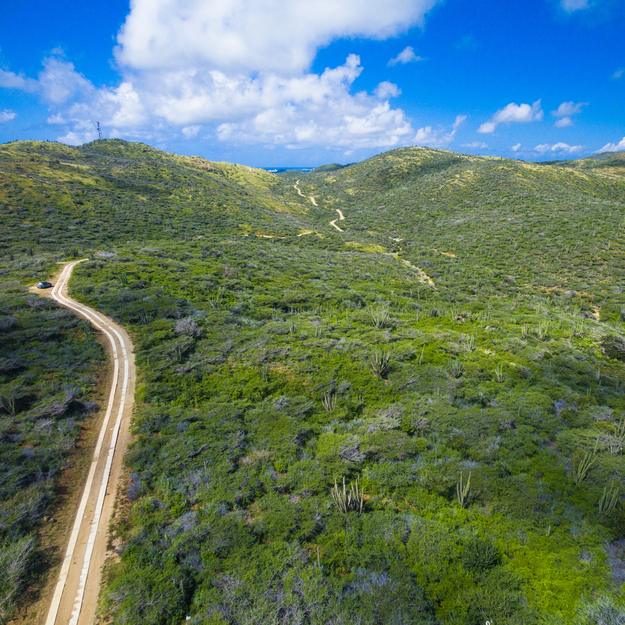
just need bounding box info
[1,139,625,624]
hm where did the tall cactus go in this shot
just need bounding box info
[457,472,471,508]
[598,484,620,516]
[332,477,364,515]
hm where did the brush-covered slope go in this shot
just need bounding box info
[3,141,625,624]
[0,139,311,252]
[293,147,625,312]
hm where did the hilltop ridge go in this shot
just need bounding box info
[0,139,311,251]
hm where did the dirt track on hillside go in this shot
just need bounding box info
[28,261,135,625]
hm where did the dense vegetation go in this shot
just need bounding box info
[2,139,625,623]
[0,253,103,620]
[0,139,309,253]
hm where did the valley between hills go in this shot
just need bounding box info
[1,138,625,624]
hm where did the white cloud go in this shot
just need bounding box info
[511,143,521,152]
[211,56,422,150]
[415,115,466,148]
[596,137,625,153]
[478,121,497,134]
[182,125,201,139]
[554,116,574,128]
[46,113,66,124]
[37,55,94,104]
[116,0,440,74]
[551,101,587,127]
[461,141,488,149]
[2,0,446,151]
[452,115,467,131]
[155,55,415,149]
[374,81,401,99]
[478,100,543,133]
[552,101,586,117]
[0,69,38,92]
[0,110,17,123]
[560,0,589,12]
[612,68,624,79]
[111,0,441,147]
[388,46,424,67]
[58,127,98,146]
[534,142,582,154]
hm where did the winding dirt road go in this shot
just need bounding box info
[294,180,318,206]
[329,209,345,232]
[289,184,435,284]
[385,252,436,286]
[41,260,135,625]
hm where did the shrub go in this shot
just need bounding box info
[462,535,501,574]
[601,335,625,361]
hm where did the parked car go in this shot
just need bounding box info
[36,281,53,289]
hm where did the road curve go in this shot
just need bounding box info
[43,260,135,625]
[330,208,345,232]
[294,180,318,206]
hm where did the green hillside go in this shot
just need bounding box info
[1,140,625,624]
[0,139,310,253]
[294,147,625,304]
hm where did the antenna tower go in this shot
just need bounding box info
[97,122,102,140]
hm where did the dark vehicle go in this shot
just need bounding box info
[36,281,53,289]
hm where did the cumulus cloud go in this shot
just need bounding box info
[511,143,521,152]
[0,69,38,92]
[554,117,574,128]
[534,142,582,154]
[374,81,401,99]
[215,58,414,149]
[461,141,488,149]
[116,0,440,74]
[182,125,201,139]
[552,102,586,117]
[37,55,95,104]
[1,51,146,137]
[2,0,446,150]
[388,46,424,67]
[0,110,17,123]
[57,127,99,146]
[596,137,625,153]
[551,101,587,127]
[415,115,466,148]
[478,100,543,133]
[560,0,589,11]
[1,54,95,104]
[612,68,624,79]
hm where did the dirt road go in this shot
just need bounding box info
[40,260,135,625]
[384,252,436,286]
[294,180,318,206]
[330,209,345,232]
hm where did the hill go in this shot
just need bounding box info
[1,140,625,624]
[292,146,625,309]
[0,139,311,254]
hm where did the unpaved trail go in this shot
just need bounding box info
[385,252,435,286]
[35,260,135,625]
[290,181,431,283]
[330,209,345,232]
[294,180,318,206]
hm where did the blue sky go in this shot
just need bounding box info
[1,0,623,166]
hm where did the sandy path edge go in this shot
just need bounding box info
[35,261,135,625]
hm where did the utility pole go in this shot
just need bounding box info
[96,122,102,140]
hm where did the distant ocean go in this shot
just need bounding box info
[262,166,315,173]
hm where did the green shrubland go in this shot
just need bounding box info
[2,139,625,623]
[0,253,103,619]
